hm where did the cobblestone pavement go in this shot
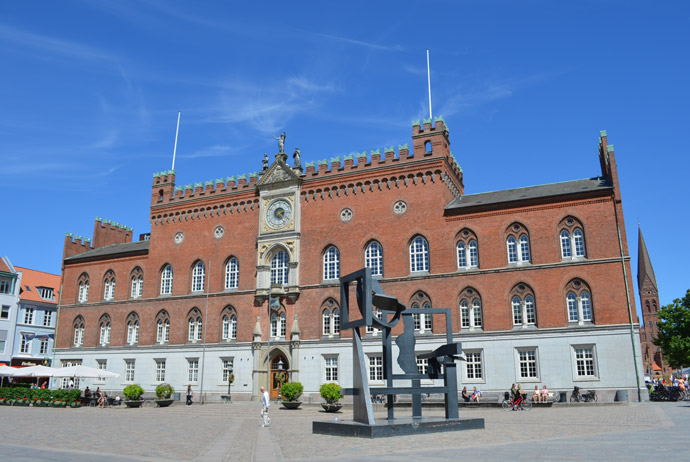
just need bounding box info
[0,401,686,461]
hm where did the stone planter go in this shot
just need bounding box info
[321,403,343,413]
[156,399,174,407]
[52,401,67,408]
[14,400,30,406]
[125,400,144,408]
[281,401,302,409]
[70,402,83,408]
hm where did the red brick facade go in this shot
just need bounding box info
[55,120,640,400]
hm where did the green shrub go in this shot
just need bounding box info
[319,383,343,404]
[155,383,175,399]
[280,382,303,402]
[123,384,145,400]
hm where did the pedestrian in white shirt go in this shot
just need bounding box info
[260,386,271,427]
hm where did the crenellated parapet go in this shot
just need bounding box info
[152,169,262,208]
[62,232,93,260]
[92,217,133,249]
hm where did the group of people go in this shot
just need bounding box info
[83,386,120,407]
[508,383,549,403]
[461,386,482,402]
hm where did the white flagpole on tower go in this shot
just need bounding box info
[427,49,433,120]
[171,111,181,171]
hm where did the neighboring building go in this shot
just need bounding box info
[12,267,60,369]
[54,119,645,401]
[0,257,20,367]
[637,228,670,376]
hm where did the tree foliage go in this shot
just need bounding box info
[653,289,690,369]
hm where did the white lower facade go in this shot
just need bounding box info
[54,324,646,402]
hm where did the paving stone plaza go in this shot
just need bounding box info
[0,401,686,461]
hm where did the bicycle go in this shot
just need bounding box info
[570,387,597,402]
[502,394,533,411]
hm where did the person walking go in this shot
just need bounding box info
[186,385,193,405]
[260,386,271,427]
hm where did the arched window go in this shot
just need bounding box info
[410,236,429,273]
[221,306,237,340]
[565,279,594,324]
[130,267,143,298]
[99,314,111,346]
[425,140,432,153]
[73,316,85,347]
[510,284,537,327]
[458,287,482,330]
[191,261,205,292]
[103,270,116,301]
[271,311,286,338]
[321,298,341,336]
[187,308,203,342]
[126,312,139,345]
[559,217,586,259]
[155,310,170,344]
[410,291,432,333]
[160,264,173,295]
[323,246,340,280]
[270,250,289,285]
[456,229,479,270]
[506,223,531,264]
[365,241,383,276]
[77,273,90,304]
[225,257,239,290]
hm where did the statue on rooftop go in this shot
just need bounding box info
[273,132,286,154]
[293,147,301,168]
[262,153,269,171]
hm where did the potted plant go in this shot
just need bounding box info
[155,384,175,407]
[280,382,303,409]
[15,397,29,406]
[319,382,343,412]
[123,384,145,408]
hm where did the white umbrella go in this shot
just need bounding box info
[0,366,20,377]
[13,365,58,377]
[52,365,119,379]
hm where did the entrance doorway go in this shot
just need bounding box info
[269,353,288,400]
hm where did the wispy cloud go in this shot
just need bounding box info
[309,31,404,52]
[208,75,337,134]
[183,144,241,159]
[0,24,119,64]
[86,130,119,150]
[437,70,570,117]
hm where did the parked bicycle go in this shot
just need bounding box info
[570,386,597,402]
[502,393,533,411]
[649,385,682,402]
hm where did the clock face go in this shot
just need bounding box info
[266,198,293,230]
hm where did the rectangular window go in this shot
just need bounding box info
[0,279,10,294]
[0,305,9,319]
[368,355,383,382]
[222,359,233,383]
[97,359,107,371]
[125,360,135,382]
[43,311,53,327]
[416,357,428,376]
[61,360,82,388]
[574,347,597,378]
[325,356,338,382]
[38,287,54,300]
[155,359,166,382]
[0,340,5,353]
[518,349,538,379]
[188,358,199,382]
[20,335,30,354]
[466,351,483,380]
[24,308,34,324]
[39,338,49,355]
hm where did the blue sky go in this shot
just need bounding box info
[1,1,688,316]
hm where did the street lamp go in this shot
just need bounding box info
[277,358,284,402]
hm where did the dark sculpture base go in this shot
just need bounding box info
[313,416,484,438]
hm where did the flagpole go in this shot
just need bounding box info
[427,49,433,120]
[171,111,181,171]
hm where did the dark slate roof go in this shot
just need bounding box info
[445,177,612,210]
[637,228,657,290]
[64,240,150,262]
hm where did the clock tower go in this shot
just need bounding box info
[255,149,303,303]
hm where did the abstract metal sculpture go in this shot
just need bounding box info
[339,268,462,424]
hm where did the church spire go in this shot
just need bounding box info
[637,227,657,291]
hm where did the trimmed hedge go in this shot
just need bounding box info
[0,388,81,403]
